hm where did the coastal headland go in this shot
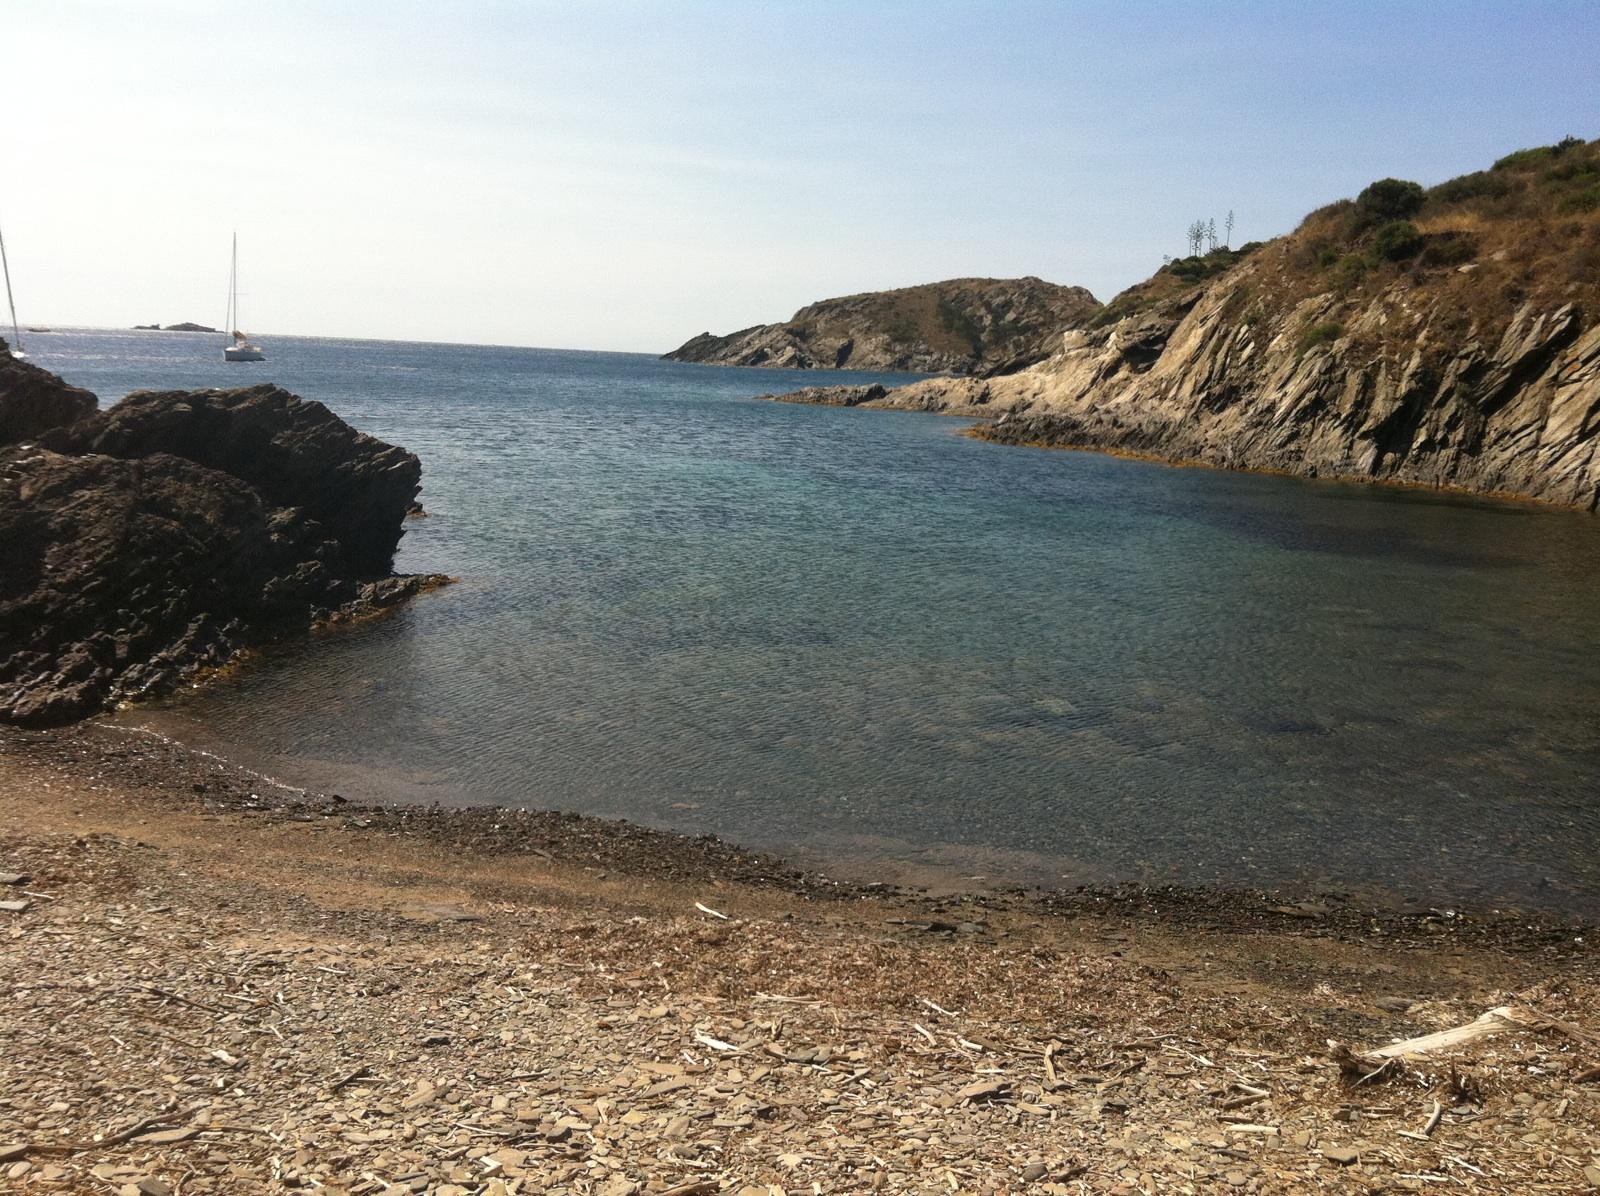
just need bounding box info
[751,138,1600,511]
[2,721,1597,1193]
[663,278,1101,376]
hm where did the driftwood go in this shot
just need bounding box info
[1366,1006,1522,1060]
[1331,1005,1523,1075]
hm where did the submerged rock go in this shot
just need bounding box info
[1,371,446,726]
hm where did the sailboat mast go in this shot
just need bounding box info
[0,220,23,356]
[229,232,238,336]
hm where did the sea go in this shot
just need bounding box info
[24,327,1600,915]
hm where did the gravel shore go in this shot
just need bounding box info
[2,723,1597,1194]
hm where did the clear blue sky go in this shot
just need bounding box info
[6,0,1597,350]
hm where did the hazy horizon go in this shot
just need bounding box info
[7,0,1599,352]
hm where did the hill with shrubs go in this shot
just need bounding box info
[662,277,1102,376]
[799,136,1600,510]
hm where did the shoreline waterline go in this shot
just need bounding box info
[16,716,1593,933]
[24,331,1600,920]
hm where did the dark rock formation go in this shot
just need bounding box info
[44,385,420,576]
[0,336,97,446]
[664,277,1101,375]
[755,383,887,407]
[163,322,219,333]
[2,371,445,726]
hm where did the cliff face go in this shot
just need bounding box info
[1,370,444,726]
[663,277,1101,375]
[770,139,1600,510]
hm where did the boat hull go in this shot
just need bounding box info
[224,346,266,362]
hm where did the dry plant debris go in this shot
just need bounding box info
[1,726,1598,1193]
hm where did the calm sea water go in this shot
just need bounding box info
[29,327,1600,913]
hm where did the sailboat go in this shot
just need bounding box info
[1,219,25,359]
[223,232,266,362]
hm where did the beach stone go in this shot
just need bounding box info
[1022,1160,1048,1181]
[1323,1145,1360,1165]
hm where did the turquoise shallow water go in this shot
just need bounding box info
[30,328,1600,913]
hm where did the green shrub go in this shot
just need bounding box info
[1316,245,1340,269]
[1354,178,1425,226]
[1417,232,1477,267]
[1335,254,1370,286]
[1558,185,1600,214]
[1543,157,1599,186]
[1494,145,1556,172]
[1374,220,1425,261]
[1428,170,1513,205]
[1299,321,1345,353]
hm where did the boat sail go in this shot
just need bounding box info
[223,233,266,362]
[1,219,25,359]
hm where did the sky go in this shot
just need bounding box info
[5,0,1598,352]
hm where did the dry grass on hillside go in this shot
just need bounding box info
[1096,136,1600,347]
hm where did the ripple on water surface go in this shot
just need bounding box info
[31,329,1600,915]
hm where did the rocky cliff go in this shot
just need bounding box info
[664,277,1101,375]
[1,367,446,726]
[764,138,1600,511]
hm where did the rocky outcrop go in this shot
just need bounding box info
[760,141,1600,511]
[756,383,888,407]
[43,385,420,576]
[664,277,1101,375]
[2,374,445,726]
[0,336,96,446]
[851,280,1600,510]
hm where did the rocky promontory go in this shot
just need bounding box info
[1,355,446,726]
[664,276,1101,375]
[763,138,1600,511]
[0,337,97,444]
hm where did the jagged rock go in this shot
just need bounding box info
[43,385,421,575]
[756,384,887,407]
[2,373,445,726]
[663,277,1100,375]
[0,336,97,446]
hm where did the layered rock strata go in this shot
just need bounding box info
[757,142,1600,511]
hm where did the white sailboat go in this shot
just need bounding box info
[223,232,266,362]
[1,219,25,359]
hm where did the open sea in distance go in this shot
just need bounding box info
[27,327,1600,915]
